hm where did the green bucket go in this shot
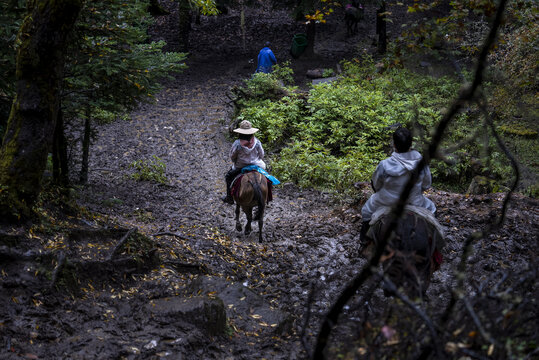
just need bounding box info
[290,33,308,58]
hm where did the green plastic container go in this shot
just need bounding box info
[290,33,308,58]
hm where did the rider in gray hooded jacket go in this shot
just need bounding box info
[360,127,436,243]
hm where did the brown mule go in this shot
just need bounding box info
[233,171,268,242]
[367,206,445,299]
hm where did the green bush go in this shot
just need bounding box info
[233,56,522,192]
[271,61,295,85]
[129,155,167,184]
[237,96,304,146]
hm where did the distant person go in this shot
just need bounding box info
[222,120,266,205]
[256,42,277,74]
[360,127,436,243]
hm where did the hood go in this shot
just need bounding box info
[239,136,257,149]
[384,150,422,176]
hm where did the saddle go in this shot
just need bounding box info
[367,205,445,269]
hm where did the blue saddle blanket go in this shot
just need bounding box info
[241,165,280,185]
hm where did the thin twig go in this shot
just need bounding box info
[151,231,189,241]
[49,251,66,290]
[478,95,520,225]
[108,228,136,261]
[300,282,316,360]
[459,347,491,360]
[439,126,483,155]
[382,276,442,358]
[463,297,497,346]
[438,0,511,332]
[313,1,509,357]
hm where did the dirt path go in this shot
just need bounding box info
[74,40,368,357]
[75,43,538,358]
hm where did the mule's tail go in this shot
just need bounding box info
[251,180,265,221]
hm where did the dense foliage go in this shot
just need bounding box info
[0,0,25,139]
[233,55,532,194]
[0,0,186,166]
[63,0,187,123]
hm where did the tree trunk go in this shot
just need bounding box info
[178,0,191,52]
[52,107,69,186]
[148,0,169,16]
[79,109,91,184]
[304,21,316,57]
[0,0,82,219]
[377,1,387,54]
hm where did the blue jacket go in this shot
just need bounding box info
[256,47,277,73]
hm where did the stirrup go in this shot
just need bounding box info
[222,196,234,205]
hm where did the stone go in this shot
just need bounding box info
[187,276,292,335]
[312,76,338,85]
[466,175,508,195]
[147,296,227,336]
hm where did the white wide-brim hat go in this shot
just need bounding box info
[233,120,259,135]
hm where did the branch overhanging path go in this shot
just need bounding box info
[312,0,511,358]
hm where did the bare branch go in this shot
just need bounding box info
[300,282,316,359]
[478,95,520,225]
[463,297,497,346]
[439,126,483,155]
[49,251,66,290]
[312,1,509,357]
[108,228,136,261]
[382,276,442,358]
[459,347,492,360]
[151,231,189,241]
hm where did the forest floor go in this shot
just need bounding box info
[1,2,538,360]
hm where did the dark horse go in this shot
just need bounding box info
[367,205,445,299]
[345,1,364,37]
[232,171,268,242]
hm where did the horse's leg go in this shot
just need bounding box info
[244,207,252,235]
[235,204,242,232]
[258,212,264,243]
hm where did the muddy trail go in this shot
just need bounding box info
[1,3,538,360]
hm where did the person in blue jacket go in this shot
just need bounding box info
[256,42,277,73]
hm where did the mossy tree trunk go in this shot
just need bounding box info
[376,1,387,54]
[79,108,91,184]
[52,107,69,186]
[0,0,82,219]
[178,0,191,52]
[148,0,169,16]
[304,21,316,57]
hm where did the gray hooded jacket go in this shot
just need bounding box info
[361,150,436,222]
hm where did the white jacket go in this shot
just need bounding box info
[361,150,435,222]
[230,137,266,170]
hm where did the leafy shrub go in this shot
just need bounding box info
[129,155,167,184]
[237,96,304,146]
[273,140,383,194]
[234,55,524,192]
[233,72,289,109]
[322,68,335,78]
[271,61,295,85]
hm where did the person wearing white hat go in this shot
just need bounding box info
[222,120,267,204]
